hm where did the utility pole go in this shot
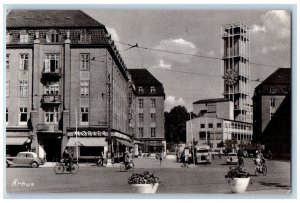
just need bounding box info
[106,78,113,165]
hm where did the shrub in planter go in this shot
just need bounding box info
[225,166,250,193]
[128,171,160,193]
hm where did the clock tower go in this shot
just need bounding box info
[222,22,252,123]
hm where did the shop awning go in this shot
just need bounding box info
[6,137,28,145]
[66,137,107,147]
[144,142,164,147]
[115,138,134,147]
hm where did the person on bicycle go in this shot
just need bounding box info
[254,150,265,172]
[63,149,73,171]
[124,151,133,169]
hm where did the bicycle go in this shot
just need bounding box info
[120,160,134,172]
[96,156,107,167]
[54,159,79,174]
[254,161,267,176]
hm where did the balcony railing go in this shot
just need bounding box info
[41,68,61,82]
[40,95,61,106]
[36,124,60,132]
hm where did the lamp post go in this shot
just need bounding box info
[75,106,78,163]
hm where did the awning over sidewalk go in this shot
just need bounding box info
[6,137,28,145]
[144,142,164,147]
[66,137,107,147]
[115,138,134,147]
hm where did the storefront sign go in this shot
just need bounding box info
[73,131,106,137]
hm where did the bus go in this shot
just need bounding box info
[195,144,211,164]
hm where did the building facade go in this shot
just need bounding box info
[128,69,166,154]
[6,10,134,162]
[252,68,291,158]
[187,98,252,152]
[221,22,252,123]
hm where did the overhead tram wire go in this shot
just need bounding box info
[115,40,290,69]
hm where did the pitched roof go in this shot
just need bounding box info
[128,69,163,86]
[193,98,229,104]
[7,10,104,28]
[256,68,291,89]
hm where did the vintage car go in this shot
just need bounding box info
[6,152,44,168]
[226,152,239,165]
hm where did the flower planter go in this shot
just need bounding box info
[229,177,250,193]
[131,183,159,193]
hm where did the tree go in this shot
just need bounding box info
[165,105,190,143]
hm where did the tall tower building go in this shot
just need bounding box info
[222,22,252,123]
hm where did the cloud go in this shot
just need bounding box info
[106,27,122,50]
[154,38,198,63]
[251,10,290,54]
[165,95,186,112]
[152,60,172,70]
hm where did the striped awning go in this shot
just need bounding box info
[115,138,134,147]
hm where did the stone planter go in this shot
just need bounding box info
[229,177,250,193]
[131,183,159,193]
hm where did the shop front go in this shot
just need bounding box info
[65,130,134,163]
[6,131,31,157]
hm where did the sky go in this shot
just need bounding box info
[84,9,291,112]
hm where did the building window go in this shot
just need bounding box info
[139,99,144,108]
[138,86,144,94]
[151,128,156,137]
[45,54,60,73]
[19,30,29,43]
[151,99,156,108]
[270,112,274,120]
[20,54,29,71]
[6,54,10,71]
[81,107,89,124]
[80,54,90,70]
[217,123,222,128]
[151,113,156,123]
[20,80,28,97]
[79,30,91,43]
[150,86,156,94]
[200,124,205,128]
[269,87,276,94]
[270,98,275,107]
[208,123,213,128]
[46,29,60,43]
[45,107,59,123]
[6,108,8,124]
[45,81,59,95]
[139,113,144,122]
[6,30,12,43]
[6,81,9,97]
[19,107,28,124]
[139,127,144,138]
[80,80,89,96]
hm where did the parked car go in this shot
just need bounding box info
[6,152,44,168]
[226,152,238,165]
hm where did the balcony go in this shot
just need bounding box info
[41,95,61,107]
[41,68,61,83]
[36,124,60,132]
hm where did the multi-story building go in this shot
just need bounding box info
[252,68,291,158]
[186,22,253,152]
[221,22,252,123]
[6,10,134,162]
[128,69,166,154]
[187,98,252,151]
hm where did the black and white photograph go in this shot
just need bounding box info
[2,1,296,199]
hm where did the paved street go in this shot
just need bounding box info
[5,157,291,195]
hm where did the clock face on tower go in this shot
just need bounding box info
[224,70,238,85]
